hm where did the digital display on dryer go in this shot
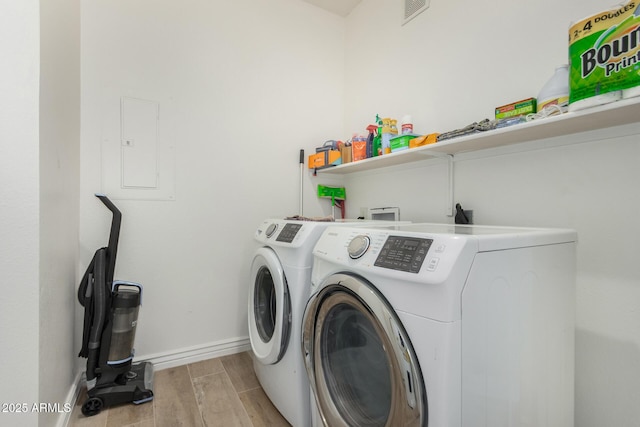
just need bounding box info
[276,223,302,243]
[374,236,433,273]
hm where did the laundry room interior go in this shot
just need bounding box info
[2,0,640,426]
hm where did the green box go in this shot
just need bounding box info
[495,98,536,119]
[390,134,416,152]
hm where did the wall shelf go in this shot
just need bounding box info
[316,96,640,175]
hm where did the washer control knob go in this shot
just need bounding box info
[348,235,370,259]
[265,223,278,238]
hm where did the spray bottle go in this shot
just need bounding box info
[372,114,382,157]
[366,124,377,158]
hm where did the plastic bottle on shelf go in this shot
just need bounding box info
[373,115,382,157]
[381,118,392,155]
[390,119,398,135]
[537,65,569,112]
[366,124,377,158]
[401,115,413,134]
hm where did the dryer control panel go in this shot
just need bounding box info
[255,219,311,247]
[275,223,302,243]
[374,236,433,273]
[313,224,476,286]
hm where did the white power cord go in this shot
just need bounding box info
[525,103,568,122]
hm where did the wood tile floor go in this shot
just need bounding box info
[67,351,291,427]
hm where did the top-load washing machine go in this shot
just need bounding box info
[249,218,406,426]
[302,223,576,427]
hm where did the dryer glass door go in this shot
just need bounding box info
[249,248,291,365]
[302,274,426,427]
[319,296,392,425]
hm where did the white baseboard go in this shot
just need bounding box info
[137,336,251,371]
[58,336,251,426]
[56,370,84,427]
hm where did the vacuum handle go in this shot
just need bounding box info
[95,193,121,216]
[112,280,144,305]
[95,193,121,285]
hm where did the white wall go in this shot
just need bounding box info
[39,0,81,425]
[1,1,81,425]
[80,0,345,363]
[344,0,607,134]
[0,1,41,425]
[343,0,639,426]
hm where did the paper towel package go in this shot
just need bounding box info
[569,1,640,111]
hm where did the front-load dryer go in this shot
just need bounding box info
[249,218,406,426]
[302,223,576,427]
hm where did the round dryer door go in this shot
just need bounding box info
[302,273,427,427]
[249,247,291,365]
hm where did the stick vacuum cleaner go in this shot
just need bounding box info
[77,193,154,416]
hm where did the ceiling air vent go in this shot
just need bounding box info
[403,0,429,25]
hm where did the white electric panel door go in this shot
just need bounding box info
[121,97,158,189]
[101,94,175,201]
